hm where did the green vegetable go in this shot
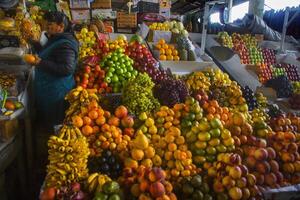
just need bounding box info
[108,194,120,200]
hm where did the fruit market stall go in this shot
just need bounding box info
[34,20,300,200]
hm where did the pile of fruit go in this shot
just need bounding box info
[40,27,300,200]
[76,28,97,59]
[101,48,138,93]
[149,21,189,37]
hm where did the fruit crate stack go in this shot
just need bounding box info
[132,1,160,13]
[117,12,137,29]
[91,0,111,9]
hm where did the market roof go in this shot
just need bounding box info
[171,0,249,14]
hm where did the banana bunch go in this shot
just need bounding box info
[86,172,112,194]
[186,71,211,92]
[45,125,90,188]
[65,87,99,119]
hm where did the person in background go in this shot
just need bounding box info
[26,11,79,197]
[30,11,78,128]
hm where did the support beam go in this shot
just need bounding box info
[248,0,265,18]
[227,0,233,23]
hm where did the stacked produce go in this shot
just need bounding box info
[120,166,177,200]
[186,71,211,92]
[45,125,90,188]
[101,48,138,93]
[125,41,170,83]
[154,78,189,107]
[149,21,189,36]
[122,73,160,116]
[155,39,180,61]
[76,28,97,59]
[218,32,233,48]
[176,36,197,61]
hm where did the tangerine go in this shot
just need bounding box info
[72,115,83,128]
[88,110,99,120]
[82,125,93,136]
[83,116,92,125]
[23,54,36,64]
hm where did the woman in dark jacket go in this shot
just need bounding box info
[31,11,79,128]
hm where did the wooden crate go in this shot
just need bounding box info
[91,0,111,9]
[117,12,137,28]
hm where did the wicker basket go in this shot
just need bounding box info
[99,93,122,113]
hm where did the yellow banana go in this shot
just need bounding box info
[55,168,67,176]
[87,173,99,184]
[88,177,98,193]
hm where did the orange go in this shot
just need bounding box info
[88,110,99,120]
[96,116,106,125]
[23,54,36,64]
[169,45,175,50]
[210,100,219,107]
[158,39,165,45]
[168,143,177,151]
[159,55,167,60]
[145,146,155,158]
[172,50,178,56]
[173,56,180,61]
[108,116,120,126]
[166,55,173,60]
[88,101,98,111]
[162,44,168,49]
[115,105,128,118]
[72,115,83,128]
[83,116,92,125]
[156,44,162,49]
[166,49,172,56]
[131,149,144,161]
[208,106,216,114]
[82,125,93,136]
[160,49,165,54]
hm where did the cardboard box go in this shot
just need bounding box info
[91,9,116,19]
[91,0,111,9]
[71,9,90,22]
[117,12,137,28]
[69,0,90,9]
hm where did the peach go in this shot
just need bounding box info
[229,166,242,179]
[150,167,166,182]
[230,154,242,165]
[236,177,247,188]
[115,105,128,118]
[241,188,251,200]
[241,122,253,135]
[255,138,267,148]
[249,185,261,197]
[293,160,300,172]
[121,116,134,128]
[287,143,298,154]
[239,165,249,176]
[281,152,295,162]
[254,148,268,161]
[246,173,257,186]
[139,180,150,192]
[239,135,248,145]
[257,161,271,174]
[222,176,236,188]
[266,147,276,160]
[264,173,277,186]
[283,163,295,173]
[247,135,257,145]
[149,182,165,198]
[213,181,225,193]
[253,171,265,185]
[274,171,284,183]
[269,160,279,173]
[245,156,256,169]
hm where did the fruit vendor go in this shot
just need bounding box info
[30,11,79,128]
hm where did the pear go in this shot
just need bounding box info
[133,132,149,150]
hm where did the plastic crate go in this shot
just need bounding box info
[133,1,160,13]
[117,12,137,28]
[99,93,122,113]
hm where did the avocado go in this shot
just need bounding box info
[192,190,204,200]
[93,192,108,200]
[200,183,210,193]
[191,175,202,188]
[188,49,197,61]
[182,183,194,195]
[108,194,121,200]
[203,194,213,200]
[102,181,120,195]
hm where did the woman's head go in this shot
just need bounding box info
[44,11,71,36]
